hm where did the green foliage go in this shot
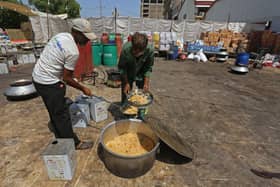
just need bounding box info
[28,0,80,18]
[0,0,29,28]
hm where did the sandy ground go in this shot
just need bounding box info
[0,59,280,187]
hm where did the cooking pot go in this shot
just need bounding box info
[100,119,160,178]
[106,69,121,88]
[4,79,38,100]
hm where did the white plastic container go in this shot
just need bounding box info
[76,101,91,123]
[42,139,76,180]
[87,96,108,122]
[76,95,108,123]
[69,103,88,128]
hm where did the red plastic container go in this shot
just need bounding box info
[74,41,94,80]
[115,33,123,57]
[127,35,132,42]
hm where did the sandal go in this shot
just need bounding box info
[76,141,94,150]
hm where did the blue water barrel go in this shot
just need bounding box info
[236,53,250,66]
[168,46,179,60]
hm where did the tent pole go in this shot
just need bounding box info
[47,0,50,41]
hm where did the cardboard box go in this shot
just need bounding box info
[42,139,76,180]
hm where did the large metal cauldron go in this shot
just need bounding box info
[4,79,38,100]
[100,119,160,178]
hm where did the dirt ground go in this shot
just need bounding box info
[0,59,280,187]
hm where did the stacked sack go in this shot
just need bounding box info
[159,32,169,51]
[159,32,178,51]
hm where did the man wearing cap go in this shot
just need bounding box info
[32,18,97,150]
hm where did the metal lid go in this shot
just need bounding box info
[144,99,194,159]
[144,115,194,159]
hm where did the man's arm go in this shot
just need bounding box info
[118,49,131,94]
[143,48,154,91]
[63,68,92,96]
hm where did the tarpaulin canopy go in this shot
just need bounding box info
[0,1,37,16]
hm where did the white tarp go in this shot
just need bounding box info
[184,21,200,42]
[116,17,129,36]
[30,15,69,43]
[88,17,104,36]
[29,16,252,43]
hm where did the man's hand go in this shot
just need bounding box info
[82,87,93,96]
[124,83,131,94]
[63,68,93,96]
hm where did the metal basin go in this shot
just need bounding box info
[4,79,38,100]
[100,119,160,178]
[127,89,154,108]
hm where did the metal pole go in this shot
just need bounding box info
[65,0,69,12]
[114,7,117,33]
[100,0,102,17]
[47,0,50,41]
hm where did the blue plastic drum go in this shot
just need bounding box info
[236,53,250,66]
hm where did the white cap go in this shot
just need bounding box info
[72,18,97,40]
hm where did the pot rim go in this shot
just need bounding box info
[10,79,33,87]
[100,119,160,159]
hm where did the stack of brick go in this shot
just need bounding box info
[247,31,262,53]
[261,30,276,49]
[274,35,280,54]
[200,29,249,54]
[248,30,280,54]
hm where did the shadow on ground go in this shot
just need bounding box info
[156,141,192,165]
